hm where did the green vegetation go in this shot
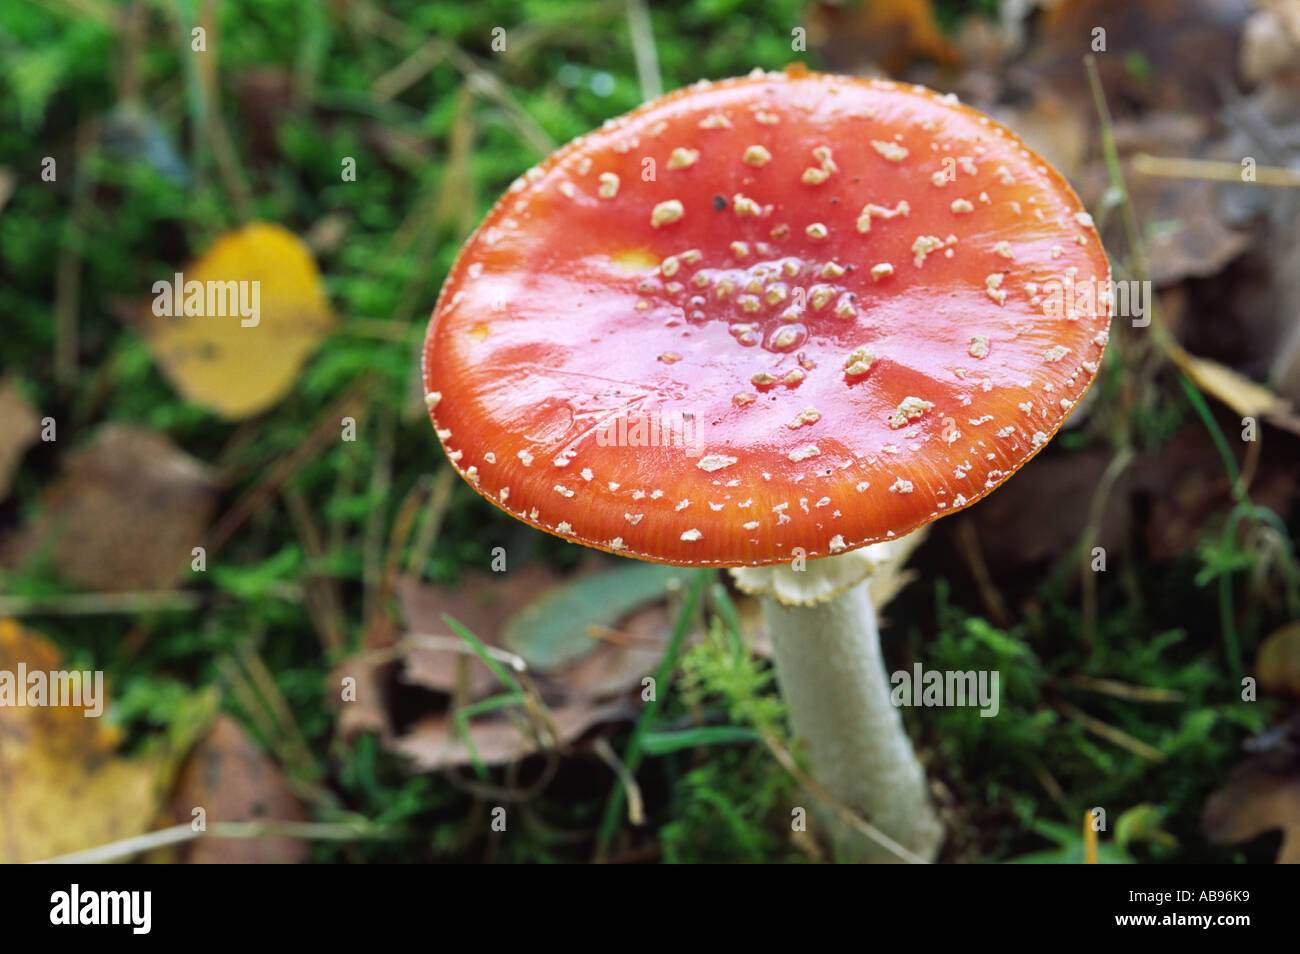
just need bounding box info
[1,0,1294,863]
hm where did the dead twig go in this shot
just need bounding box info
[407,467,457,576]
[36,820,382,865]
[953,518,1010,628]
[760,729,930,864]
[625,0,662,101]
[207,373,375,553]
[593,737,645,825]
[1132,153,1300,188]
[1080,446,1134,644]
[54,119,97,389]
[281,483,347,653]
[1057,700,1166,762]
[1068,674,1183,704]
[361,405,396,625]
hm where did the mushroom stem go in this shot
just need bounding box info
[763,578,943,862]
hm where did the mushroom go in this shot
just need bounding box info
[422,69,1112,861]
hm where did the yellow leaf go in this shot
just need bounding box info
[1174,348,1279,418]
[1258,621,1300,696]
[0,619,163,863]
[145,223,335,419]
[1169,345,1300,436]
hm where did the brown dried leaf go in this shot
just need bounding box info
[564,604,673,699]
[3,424,220,591]
[383,564,681,770]
[332,613,401,742]
[391,699,628,772]
[1202,753,1300,863]
[1134,175,1252,286]
[964,447,1129,571]
[164,715,308,863]
[1135,427,1298,562]
[395,566,561,698]
[1073,113,1252,287]
[1022,0,1249,119]
[808,0,959,76]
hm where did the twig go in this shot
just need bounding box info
[36,820,381,865]
[361,405,395,625]
[54,119,96,389]
[441,752,564,806]
[370,38,444,102]
[953,518,1010,627]
[1085,55,1147,284]
[595,569,707,858]
[1081,56,1156,650]
[432,84,477,237]
[218,656,286,759]
[1032,763,1069,814]
[0,590,202,616]
[1240,422,1262,492]
[1080,446,1134,644]
[1057,700,1166,762]
[213,419,261,475]
[339,318,422,341]
[207,373,375,553]
[625,0,662,101]
[41,0,113,27]
[282,482,347,652]
[593,737,645,825]
[328,435,361,557]
[1132,153,1300,188]
[238,645,324,786]
[378,475,430,606]
[219,652,335,812]
[585,622,668,650]
[361,632,528,672]
[759,729,929,864]
[116,2,147,105]
[355,5,555,156]
[194,0,254,222]
[1068,674,1183,703]
[406,467,456,575]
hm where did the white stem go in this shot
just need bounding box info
[764,580,942,862]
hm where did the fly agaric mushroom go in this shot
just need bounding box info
[423,68,1111,862]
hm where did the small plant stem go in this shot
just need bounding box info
[625,0,663,101]
[595,569,708,859]
[36,820,383,865]
[1132,153,1300,188]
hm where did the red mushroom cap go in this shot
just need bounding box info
[423,69,1112,567]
